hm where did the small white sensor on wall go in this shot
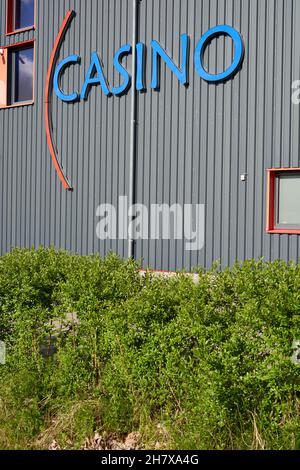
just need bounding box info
[0,49,4,56]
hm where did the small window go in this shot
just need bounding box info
[0,41,34,108]
[276,173,300,228]
[9,45,34,104]
[7,0,35,35]
[267,169,300,233]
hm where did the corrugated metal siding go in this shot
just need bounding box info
[0,0,133,259]
[135,0,300,269]
[1,0,300,270]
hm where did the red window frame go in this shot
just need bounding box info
[266,168,300,234]
[6,0,36,36]
[0,39,35,109]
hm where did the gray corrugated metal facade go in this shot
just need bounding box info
[1,0,300,270]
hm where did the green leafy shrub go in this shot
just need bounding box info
[0,249,299,449]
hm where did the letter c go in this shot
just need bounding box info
[53,54,81,102]
[195,25,244,83]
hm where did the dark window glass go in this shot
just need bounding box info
[12,46,34,103]
[15,0,34,31]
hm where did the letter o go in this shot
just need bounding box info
[194,25,244,83]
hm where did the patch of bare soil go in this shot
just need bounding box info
[49,432,141,451]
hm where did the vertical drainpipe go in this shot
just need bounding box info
[128,0,139,259]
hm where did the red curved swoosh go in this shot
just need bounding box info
[44,10,75,191]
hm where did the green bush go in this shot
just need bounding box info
[0,249,299,449]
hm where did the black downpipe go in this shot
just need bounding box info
[128,0,139,259]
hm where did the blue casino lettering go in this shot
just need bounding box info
[53,25,245,103]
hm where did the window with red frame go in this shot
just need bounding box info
[7,0,35,35]
[0,41,34,108]
[267,169,300,233]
